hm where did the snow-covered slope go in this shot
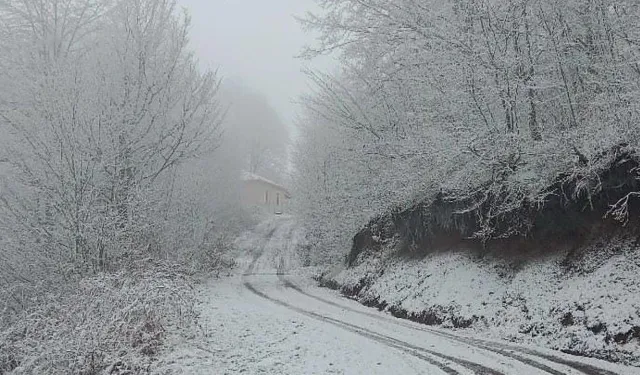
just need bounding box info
[322,230,640,366]
[317,145,640,367]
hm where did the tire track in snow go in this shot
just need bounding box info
[259,219,618,375]
[279,276,566,375]
[242,280,462,375]
[242,228,466,374]
[242,230,505,375]
[254,220,620,375]
[277,275,621,375]
[242,226,278,276]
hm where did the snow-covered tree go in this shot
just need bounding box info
[294,0,640,261]
[0,0,223,278]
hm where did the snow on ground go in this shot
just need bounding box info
[155,217,640,374]
[330,235,640,366]
[154,217,430,374]
[155,275,435,375]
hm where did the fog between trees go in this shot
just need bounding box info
[3,0,640,372]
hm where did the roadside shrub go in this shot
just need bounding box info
[0,261,198,375]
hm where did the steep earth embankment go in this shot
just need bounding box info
[319,144,640,366]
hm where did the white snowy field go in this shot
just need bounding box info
[155,218,640,375]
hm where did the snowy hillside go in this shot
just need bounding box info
[323,232,640,366]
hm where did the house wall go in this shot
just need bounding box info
[243,180,289,214]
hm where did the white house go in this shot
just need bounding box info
[242,172,291,214]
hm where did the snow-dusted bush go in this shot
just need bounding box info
[0,261,199,374]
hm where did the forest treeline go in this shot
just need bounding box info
[294,0,640,264]
[0,1,289,372]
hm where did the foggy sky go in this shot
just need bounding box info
[177,0,331,129]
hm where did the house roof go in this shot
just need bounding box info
[242,172,291,197]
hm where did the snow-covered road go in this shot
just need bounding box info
[161,218,640,374]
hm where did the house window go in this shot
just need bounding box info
[276,193,280,206]
[265,190,269,204]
